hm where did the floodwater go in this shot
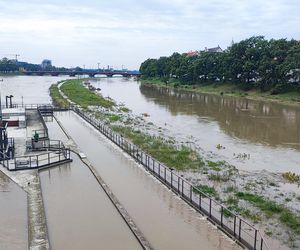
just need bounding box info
[0,172,27,250]
[0,75,71,104]
[90,78,300,174]
[40,118,141,250]
[55,111,241,250]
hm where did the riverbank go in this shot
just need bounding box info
[0,72,23,76]
[140,78,300,107]
[52,79,300,249]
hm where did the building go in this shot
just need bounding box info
[41,59,52,69]
[184,50,200,57]
[184,46,223,57]
[202,45,223,53]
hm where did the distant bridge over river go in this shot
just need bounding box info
[23,70,141,78]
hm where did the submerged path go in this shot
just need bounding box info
[55,111,241,250]
[40,115,145,250]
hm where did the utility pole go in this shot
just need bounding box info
[2,54,20,61]
[14,54,20,61]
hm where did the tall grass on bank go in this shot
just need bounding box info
[61,79,115,108]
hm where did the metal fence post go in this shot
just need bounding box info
[221,206,223,226]
[158,163,160,177]
[199,192,202,209]
[239,219,242,240]
[254,229,257,250]
[233,216,236,237]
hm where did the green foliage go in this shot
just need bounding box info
[140,37,300,93]
[236,192,300,234]
[49,84,69,108]
[282,172,300,185]
[61,79,115,108]
[0,57,19,72]
[208,173,230,182]
[193,185,217,196]
[107,114,121,122]
[112,126,204,171]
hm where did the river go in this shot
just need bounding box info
[89,77,300,174]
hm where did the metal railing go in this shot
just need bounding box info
[1,141,71,171]
[71,106,269,250]
[1,103,69,111]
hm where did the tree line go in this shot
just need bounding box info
[140,36,300,93]
[0,57,69,73]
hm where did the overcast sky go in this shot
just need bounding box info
[0,0,299,69]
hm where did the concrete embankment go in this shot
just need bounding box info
[55,111,241,250]
[40,114,148,250]
[0,168,50,250]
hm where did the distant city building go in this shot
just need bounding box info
[41,59,52,69]
[184,45,223,57]
[202,45,223,53]
[185,50,200,57]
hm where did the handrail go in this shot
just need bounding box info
[71,105,269,250]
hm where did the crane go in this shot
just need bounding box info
[1,54,20,61]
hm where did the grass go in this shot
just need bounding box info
[193,185,217,196]
[141,78,300,107]
[208,173,230,182]
[224,185,237,193]
[282,172,300,185]
[107,114,121,122]
[206,160,225,171]
[49,84,70,108]
[61,79,115,109]
[112,126,204,171]
[236,192,300,234]
[119,106,130,113]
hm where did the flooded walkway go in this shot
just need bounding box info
[0,172,27,250]
[40,119,142,250]
[55,111,241,250]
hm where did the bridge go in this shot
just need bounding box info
[23,70,141,78]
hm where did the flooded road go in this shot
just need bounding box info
[0,172,27,250]
[90,78,300,173]
[40,118,142,250]
[55,111,240,250]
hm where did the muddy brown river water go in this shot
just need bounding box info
[90,78,300,174]
[1,75,299,249]
[54,111,240,250]
[0,172,27,250]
